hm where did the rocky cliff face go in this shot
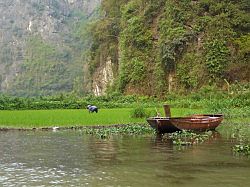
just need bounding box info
[0,0,100,96]
[92,57,114,96]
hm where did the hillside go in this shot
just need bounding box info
[0,0,100,96]
[87,0,250,96]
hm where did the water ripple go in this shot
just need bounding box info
[0,131,250,186]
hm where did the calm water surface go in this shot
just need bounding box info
[0,130,250,187]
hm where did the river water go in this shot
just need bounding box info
[0,130,250,187]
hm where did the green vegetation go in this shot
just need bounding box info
[1,85,250,123]
[11,37,74,96]
[1,83,249,112]
[130,105,154,118]
[1,0,249,97]
[164,84,250,119]
[0,108,145,129]
[9,23,89,97]
[82,124,155,139]
[0,1,99,97]
[87,0,250,95]
[221,121,250,156]
[233,144,250,156]
[165,130,213,146]
[0,93,161,110]
[0,107,206,129]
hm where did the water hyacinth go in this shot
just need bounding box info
[81,124,155,139]
[233,144,250,156]
[165,130,213,146]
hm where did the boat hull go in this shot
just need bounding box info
[147,114,223,134]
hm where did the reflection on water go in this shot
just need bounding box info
[0,130,250,187]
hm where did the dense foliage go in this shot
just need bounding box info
[0,93,160,110]
[87,0,250,96]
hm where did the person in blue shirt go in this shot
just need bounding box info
[87,105,98,113]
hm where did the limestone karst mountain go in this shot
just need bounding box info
[0,0,100,96]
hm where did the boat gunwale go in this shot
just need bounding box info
[147,115,223,121]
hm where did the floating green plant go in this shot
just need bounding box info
[233,144,250,156]
[81,124,155,139]
[165,130,213,146]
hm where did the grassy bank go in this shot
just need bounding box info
[0,107,249,131]
[0,107,204,129]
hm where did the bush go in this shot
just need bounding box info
[130,106,147,118]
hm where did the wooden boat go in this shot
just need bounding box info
[147,105,223,134]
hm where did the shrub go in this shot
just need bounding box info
[130,105,147,118]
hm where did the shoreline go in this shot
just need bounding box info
[0,123,144,131]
